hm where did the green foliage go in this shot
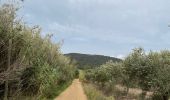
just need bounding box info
[65,53,122,69]
[84,61,124,96]
[79,70,86,81]
[85,48,170,100]
[123,48,151,89]
[124,49,170,99]
[0,3,76,99]
[147,50,170,100]
[120,48,170,99]
[75,69,79,78]
[85,61,123,83]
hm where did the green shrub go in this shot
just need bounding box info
[0,3,76,99]
[84,48,170,100]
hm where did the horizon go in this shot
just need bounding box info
[1,2,170,100]
[3,0,170,58]
[65,52,122,58]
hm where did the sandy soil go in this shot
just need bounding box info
[55,79,87,100]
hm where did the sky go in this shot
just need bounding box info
[3,0,170,58]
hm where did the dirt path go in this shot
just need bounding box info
[55,79,87,100]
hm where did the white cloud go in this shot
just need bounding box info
[18,0,170,56]
[116,54,125,59]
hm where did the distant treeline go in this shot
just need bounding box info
[0,3,76,100]
[84,48,170,100]
[65,53,122,69]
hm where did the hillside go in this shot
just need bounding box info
[65,53,122,69]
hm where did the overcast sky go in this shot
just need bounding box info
[5,0,170,58]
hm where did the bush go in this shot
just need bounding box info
[0,3,76,99]
[123,48,170,100]
[85,48,170,100]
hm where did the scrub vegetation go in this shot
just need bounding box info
[0,3,76,100]
[83,48,170,100]
[1,1,170,100]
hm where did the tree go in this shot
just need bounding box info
[124,48,170,100]
[0,3,76,99]
[148,51,170,100]
[123,48,153,99]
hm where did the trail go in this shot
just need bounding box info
[55,79,87,100]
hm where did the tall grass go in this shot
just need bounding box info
[83,83,114,100]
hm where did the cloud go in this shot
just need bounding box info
[116,54,125,59]
[17,0,170,57]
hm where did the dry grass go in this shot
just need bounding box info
[114,85,153,100]
[83,83,114,100]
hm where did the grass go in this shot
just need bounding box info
[53,81,72,97]
[79,70,85,81]
[11,81,72,100]
[44,81,72,100]
[83,83,114,100]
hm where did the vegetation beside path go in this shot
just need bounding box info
[83,83,114,100]
[0,2,76,100]
[83,48,170,100]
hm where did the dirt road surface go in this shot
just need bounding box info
[55,79,87,100]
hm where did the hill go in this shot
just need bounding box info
[65,53,122,69]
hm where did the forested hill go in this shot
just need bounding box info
[65,53,122,69]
